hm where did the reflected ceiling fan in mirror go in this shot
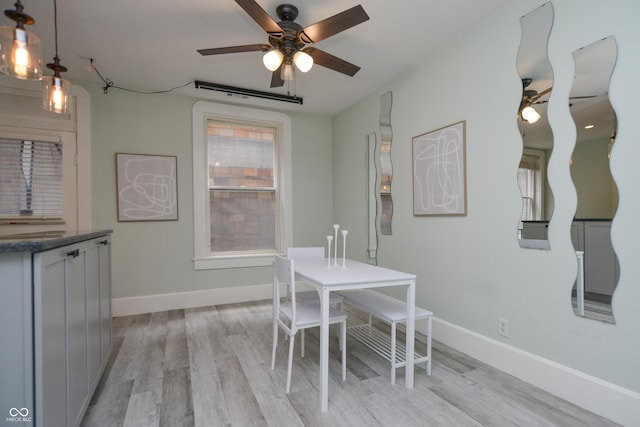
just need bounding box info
[519,77,598,124]
[197,0,369,93]
[519,78,550,124]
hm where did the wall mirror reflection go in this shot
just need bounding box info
[366,133,378,265]
[516,2,554,250]
[569,36,619,324]
[379,91,393,235]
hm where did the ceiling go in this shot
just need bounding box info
[15,0,513,115]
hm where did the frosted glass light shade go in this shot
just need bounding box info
[521,106,540,124]
[293,51,313,72]
[42,75,72,114]
[0,26,43,80]
[263,49,284,71]
[281,63,295,81]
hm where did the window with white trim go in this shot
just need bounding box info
[192,102,292,270]
[517,149,546,234]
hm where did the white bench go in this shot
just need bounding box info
[339,289,432,384]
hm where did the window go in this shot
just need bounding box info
[208,121,277,252]
[0,138,63,220]
[0,83,91,236]
[517,149,546,234]
[192,102,292,270]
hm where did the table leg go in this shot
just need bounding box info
[319,286,330,412]
[405,279,415,388]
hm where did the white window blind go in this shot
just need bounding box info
[0,138,64,219]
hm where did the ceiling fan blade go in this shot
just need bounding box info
[270,67,284,88]
[235,0,283,34]
[528,86,552,102]
[300,5,369,44]
[305,47,361,76]
[198,44,270,56]
[570,95,599,100]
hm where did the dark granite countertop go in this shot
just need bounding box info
[523,219,613,223]
[0,230,113,253]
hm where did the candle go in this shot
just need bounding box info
[326,235,333,268]
[333,224,340,266]
[341,229,348,267]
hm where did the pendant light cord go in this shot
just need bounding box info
[53,0,59,57]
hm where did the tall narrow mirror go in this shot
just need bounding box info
[366,133,378,265]
[516,2,554,249]
[570,36,618,323]
[379,91,393,235]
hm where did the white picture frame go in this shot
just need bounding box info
[116,153,178,221]
[412,121,467,216]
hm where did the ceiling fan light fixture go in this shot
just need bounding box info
[263,49,284,71]
[521,106,540,124]
[293,50,313,73]
[281,62,295,81]
[0,0,43,80]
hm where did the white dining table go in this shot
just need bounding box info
[293,258,417,412]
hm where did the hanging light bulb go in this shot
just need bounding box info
[293,50,313,73]
[42,0,71,114]
[43,56,71,113]
[263,49,284,72]
[521,106,540,124]
[0,0,43,80]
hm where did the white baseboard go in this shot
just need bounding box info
[433,317,640,427]
[113,287,639,426]
[111,283,273,317]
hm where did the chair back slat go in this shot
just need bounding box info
[274,255,296,322]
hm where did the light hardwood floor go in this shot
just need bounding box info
[81,300,619,427]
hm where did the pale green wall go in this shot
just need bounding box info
[332,0,640,393]
[88,88,333,299]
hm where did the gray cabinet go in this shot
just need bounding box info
[0,232,111,427]
[522,221,549,240]
[572,221,618,296]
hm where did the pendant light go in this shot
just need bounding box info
[42,0,71,114]
[0,0,43,80]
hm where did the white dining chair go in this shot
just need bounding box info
[287,247,344,307]
[271,255,347,393]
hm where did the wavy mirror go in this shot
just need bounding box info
[516,2,554,249]
[366,132,378,265]
[379,91,393,235]
[570,36,618,323]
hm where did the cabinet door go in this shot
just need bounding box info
[86,241,102,390]
[98,237,112,364]
[34,248,70,427]
[66,244,89,427]
[584,222,618,295]
[571,221,584,251]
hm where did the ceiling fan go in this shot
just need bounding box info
[197,0,369,88]
[519,78,550,123]
[520,77,599,123]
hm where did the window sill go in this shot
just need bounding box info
[193,253,276,270]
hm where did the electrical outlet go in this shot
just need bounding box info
[498,317,510,337]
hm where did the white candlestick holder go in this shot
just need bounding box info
[333,224,340,266]
[341,230,348,267]
[326,235,333,268]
